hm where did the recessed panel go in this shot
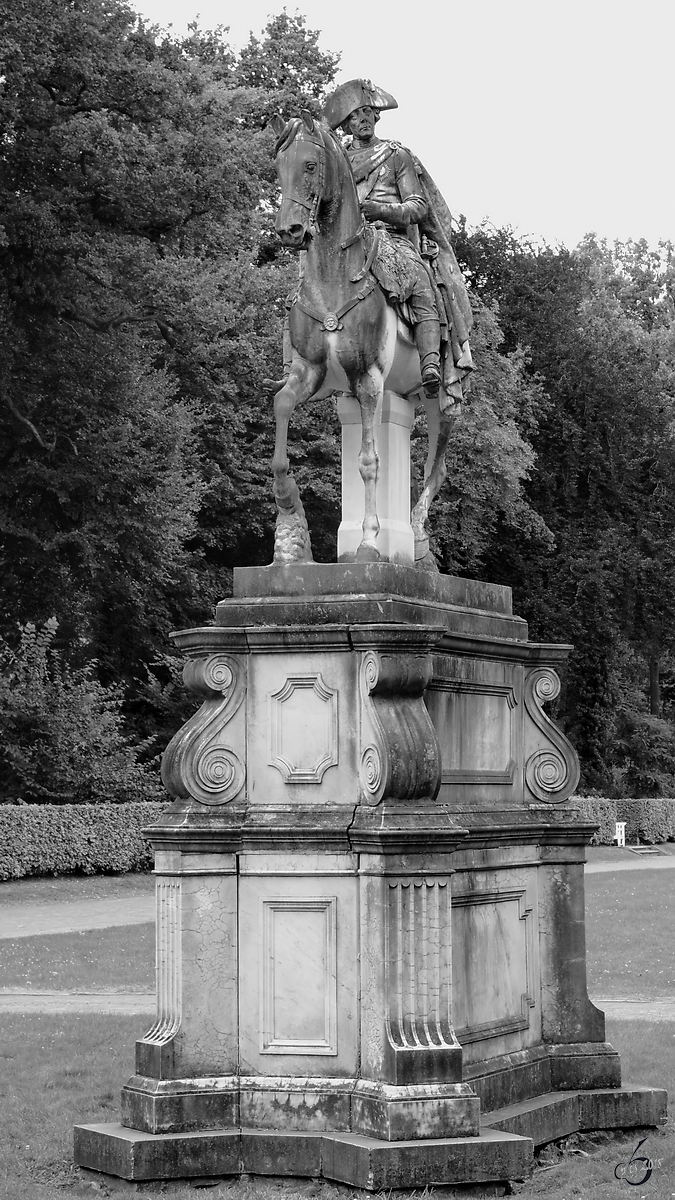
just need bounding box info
[427,682,516,784]
[261,898,337,1054]
[452,888,534,1044]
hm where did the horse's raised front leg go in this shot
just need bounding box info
[351,369,383,562]
[272,359,325,565]
[411,396,455,572]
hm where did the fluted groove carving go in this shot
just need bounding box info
[523,667,580,803]
[143,879,182,1046]
[359,651,441,804]
[161,654,246,806]
[385,879,455,1050]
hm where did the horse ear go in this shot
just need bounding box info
[269,113,286,137]
[300,108,315,133]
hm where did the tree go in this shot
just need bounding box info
[0,0,342,773]
[0,619,162,802]
[454,224,675,790]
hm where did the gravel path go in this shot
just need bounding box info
[585,857,675,874]
[0,855,672,939]
[0,989,154,1013]
[1,990,672,1017]
[0,895,155,939]
[593,999,675,1021]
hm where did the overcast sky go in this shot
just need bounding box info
[133,0,674,250]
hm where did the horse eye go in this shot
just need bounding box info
[305,162,317,173]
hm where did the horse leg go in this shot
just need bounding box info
[411,396,454,571]
[351,369,383,561]
[272,360,324,565]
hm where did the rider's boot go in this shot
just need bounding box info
[415,318,442,399]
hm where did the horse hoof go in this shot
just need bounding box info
[415,548,440,574]
[355,543,381,563]
[274,511,314,565]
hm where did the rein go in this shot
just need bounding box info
[279,122,378,334]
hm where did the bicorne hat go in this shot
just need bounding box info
[322,79,398,130]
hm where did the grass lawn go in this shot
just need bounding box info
[1,923,155,991]
[585,869,675,997]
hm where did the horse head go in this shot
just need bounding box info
[272,112,355,251]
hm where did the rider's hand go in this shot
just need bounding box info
[361,200,381,219]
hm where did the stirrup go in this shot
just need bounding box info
[422,364,441,400]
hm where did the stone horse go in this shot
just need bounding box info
[271,111,462,567]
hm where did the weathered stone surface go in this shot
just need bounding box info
[232,562,513,612]
[351,1080,480,1141]
[482,1086,669,1148]
[121,1076,238,1135]
[577,1087,668,1131]
[73,1124,239,1180]
[241,1129,322,1176]
[239,1079,353,1132]
[319,1128,533,1189]
[75,1123,533,1186]
[548,1042,621,1090]
[538,863,606,1045]
[463,1043,622,1113]
[463,1047,552,1112]
[482,1092,580,1146]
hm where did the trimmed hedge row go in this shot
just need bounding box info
[0,802,169,880]
[3,795,675,879]
[573,796,675,845]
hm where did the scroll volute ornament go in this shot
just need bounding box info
[523,666,580,804]
[359,650,442,804]
[161,654,246,806]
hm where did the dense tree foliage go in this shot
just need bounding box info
[454,225,675,791]
[3,0,675,795]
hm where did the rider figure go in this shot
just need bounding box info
[323,79,443,399]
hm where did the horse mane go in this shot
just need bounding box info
[273,116,354,175]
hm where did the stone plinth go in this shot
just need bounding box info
[336,391,416,564]
[75,565,667,1186]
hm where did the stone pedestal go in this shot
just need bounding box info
[74,565,667,1186]
[336,390,416,564]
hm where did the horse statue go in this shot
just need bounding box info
[270,110,469,568]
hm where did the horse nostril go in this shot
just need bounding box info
[289,224,304,239]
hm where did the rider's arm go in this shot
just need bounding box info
[361,147,427,229]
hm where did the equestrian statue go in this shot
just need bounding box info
[269,78,474,568]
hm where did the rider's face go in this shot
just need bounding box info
[347,105,376,142]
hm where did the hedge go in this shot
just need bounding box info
[573,796,675,845]
[3,796,675,879]
[0,802,169,880]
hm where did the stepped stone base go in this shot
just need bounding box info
[75,1086,666,1186]
[482,1086,667,1147]
[74,1124,532,1187]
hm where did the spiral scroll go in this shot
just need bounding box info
[360,745,383,796]
[161,653,246,806]
[183,655,234,699]
[524,667,580,804]
[358,648,441,804]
